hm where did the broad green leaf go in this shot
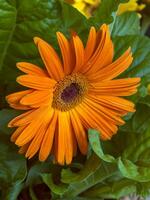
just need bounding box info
[82,179,136,199]
[89,0,128,28]
[139,95,150,107]
[112,12,140,36]
[132,104,150,133]
[118,158,150,182]
[118,124,150,182]
[0,139,27,200]
[88,129,116,163]
[61,155,117,198]
[121,103,150,133]
[113,35,150,101]
[122,126,150,162]
[26,161,52,186]
[61,154,101,184]
[114,35,150,79]
[42,173,68,196]
[42,154,117,198]
[0,109,20,135]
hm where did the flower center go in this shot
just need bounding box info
[61,83,80,103]
[52,73,88,111]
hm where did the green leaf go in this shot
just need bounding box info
[61,155,117,198]
[122,126,150,162]
[113,35,150,101]
[89,0,128,28]
[0,109,20,135]
[26,161,52,186]
[0,139,27,200]
[112,12,140,36]
[132,104,150,134]
[116,127,150,182]
[0,0,63,93]
[88,129,116,163]
[114,35,150,78]
[42,154,117,199]
[139,95,150,107]
[42,173,68,196]
[118,158,150,182]
[82,179,136,199]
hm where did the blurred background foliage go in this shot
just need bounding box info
[0,0,150,199]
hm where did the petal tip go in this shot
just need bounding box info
[34,37,41,45]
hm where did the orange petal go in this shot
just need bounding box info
[17,75,56,90]
[11,126,27,142]
[85,26,97,62]
[70,109,88,155]
[75,101,117,140]
[39,109,57,161]
[25,123,48,159]
[82,24,114,74]
[89,77,141,96]
[87,48,133,82]
[18,143,30,154]
[17,62,47,76]
[8,103,30,110]
[94,95,136,114]
[6,90,33,104]
[8,110,34,127]
[57,32,74,75]
[72,34,85,73]
[85,96,125,125]
[57,111,73,165]
[34,37,64,81]
[20,90,53,107]
[15,107,52,146]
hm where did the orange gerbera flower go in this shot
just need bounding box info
[6,24,140,165]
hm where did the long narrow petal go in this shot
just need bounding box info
[6,90,33,104]
[70,109,88,155]
[11,126,27,142]
[25,123,47,159]
[17,75,56,90]
[65,112,74,165]
[15,107,52,146]
[72,34,85,72]
[89,78,141,96]
[17,62,47,76]
[6,90,32,110]
[57,111,73,165]
[20,90,53,107]
[84,26,97,62]
[87,48,133,82]
[8,110,34,127]
[57,32,74,75]
[18,143,30,154]
[39,109,57,161]
[34,37,64,81]
[90,95,136,114]
[8,107,47,127]
[85,96,125,125]
[9,103,30,110]
[75,102,117,140]
[82,24,114,74]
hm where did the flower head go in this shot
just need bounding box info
[67,0,99,18]
[6,24,140,165]
[67,0,145,17]
[118,0,145,15]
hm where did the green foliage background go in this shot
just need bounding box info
[0,0,150,199]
